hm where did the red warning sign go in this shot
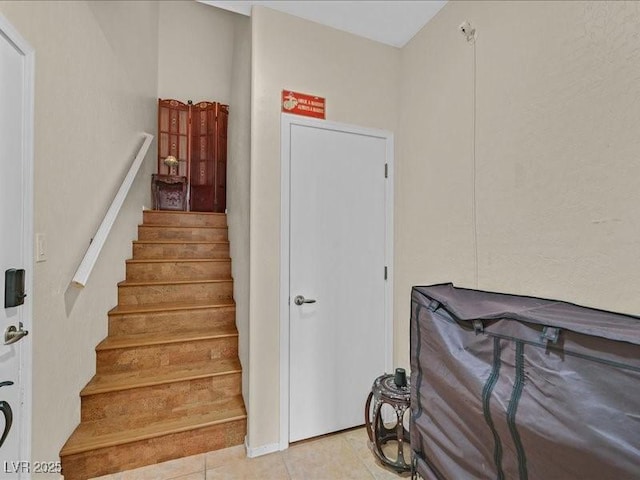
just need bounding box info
[281,90,325,119]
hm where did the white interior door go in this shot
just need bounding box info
[0,16,33,474]
[287,120,391,442]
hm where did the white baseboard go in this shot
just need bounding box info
[244,437,281,458]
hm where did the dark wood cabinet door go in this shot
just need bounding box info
[158,99,189,177]
[189,101,216,212]
[214,104,228,213]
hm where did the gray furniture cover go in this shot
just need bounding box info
[410,283,640,480]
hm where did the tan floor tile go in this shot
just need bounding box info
[283,435,373,480]
[206,452,289,480]
[341,427,373,460]
[169,472,206,480]
[338,427,369,444]
[341,427,409,480]
[120,453,204,480]
[205,444,246,470]
[361,456,409,480]
[90,473,123,480]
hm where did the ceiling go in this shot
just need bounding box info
[199,1,447,48]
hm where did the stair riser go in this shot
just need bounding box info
[81,373,242,422]
[133,242,229,259]
[96,337,238,374]
[60,418,246,480]
[125,261,231,282]
[118,281,233,306]
[109,307,236,336]
[138,226,228,241]
[143,211,227,227]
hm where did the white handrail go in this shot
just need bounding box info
[72,132,154,288]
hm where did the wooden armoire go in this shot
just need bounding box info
[156,99,228,212]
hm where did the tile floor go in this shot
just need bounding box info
[91,427,410,480]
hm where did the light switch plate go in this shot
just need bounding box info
[36,233,46,262]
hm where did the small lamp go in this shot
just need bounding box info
[164,155,179,176]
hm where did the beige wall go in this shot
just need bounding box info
[249,6,400,449]
[0,0,159,473]
[158,1,238,104]
[396,0,640,368]
[227,15,252,407]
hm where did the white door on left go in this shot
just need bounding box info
[0,15,33,476]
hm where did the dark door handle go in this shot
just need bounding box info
[0,381,14,449]
[294,295,316,306]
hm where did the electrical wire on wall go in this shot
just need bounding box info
[459,21,479,288]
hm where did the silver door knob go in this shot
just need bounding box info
[4,323,28,345]
[294,295,316,306]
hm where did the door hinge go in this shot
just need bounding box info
[384,266,388,280]
[384,163,388,178]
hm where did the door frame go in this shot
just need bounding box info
[0,14,35,467]
[279,114,394,449]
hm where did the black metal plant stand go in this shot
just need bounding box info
[365,371,411,473]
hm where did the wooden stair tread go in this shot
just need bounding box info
[146,210,226,216]
[117,279,232,287]
[139,225,228,230]
[82,358,242,396]
[108,301,235,315]
[132,240,229,244]
[61,395,246,456]
[96,325,238,350]
[125,258,230,264]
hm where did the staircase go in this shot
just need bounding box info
[60,210,246,480]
